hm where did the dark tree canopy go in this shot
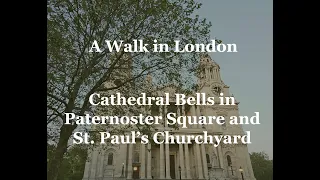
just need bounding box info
[47,0,213,179]
[250,152,273,180]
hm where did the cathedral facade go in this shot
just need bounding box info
[82,55,256,180]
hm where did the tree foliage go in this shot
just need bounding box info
[47,0,212,179]
[48,144,87,180]
[250,151,273,180]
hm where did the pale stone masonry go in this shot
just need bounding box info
[82,54,256,180]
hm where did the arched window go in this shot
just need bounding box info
[227,155,232,166]
[107,153,113,165]
[206,154,210,163]
[227,155,234,175]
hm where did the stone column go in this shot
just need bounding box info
[164,105,168,127]
[160,143,165,179]
[184,144,191,179]
[98,150,105,178]
[213,68,219,80]
[164,104,171,179]
[201,144,209,179]
[122,144,128,177]
[203,107,208,130]
[165,143,171,179]
[90,148,98,178]
[181,105,186,128]
[217,145,224,168]
[140,143,146,179]
[83,149,92,179]
[177,105,181,128]
[127,144,133,179]
[147,143,152,179]
[212,68,215,80]
[159,105,163,127]
[179,144,186,179]
[95,150,101,179]
[192,143,197,177]
[195,144,204,179]
[196,106,201,128]
[217,69,221,81]
[190,105,196,128]
[212,144,218,167]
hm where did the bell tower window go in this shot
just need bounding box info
[107,152,113,165]
[227,155,234,175]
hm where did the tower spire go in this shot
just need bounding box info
[198,54,222,83]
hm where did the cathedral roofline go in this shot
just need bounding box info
[199,53,220,69]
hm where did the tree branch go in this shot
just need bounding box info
[47,92,67,106]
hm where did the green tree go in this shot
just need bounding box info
[48,143,87,180]
[57,145,88,180]
[47,0,214,180]
[250,151,273,180]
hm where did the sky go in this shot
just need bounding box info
[195,0,273,159]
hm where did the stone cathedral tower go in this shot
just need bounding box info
[196,53,256,180]
[82,54,256,180]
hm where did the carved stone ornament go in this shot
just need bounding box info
[210,83,223,95]
[221,143,235,149]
